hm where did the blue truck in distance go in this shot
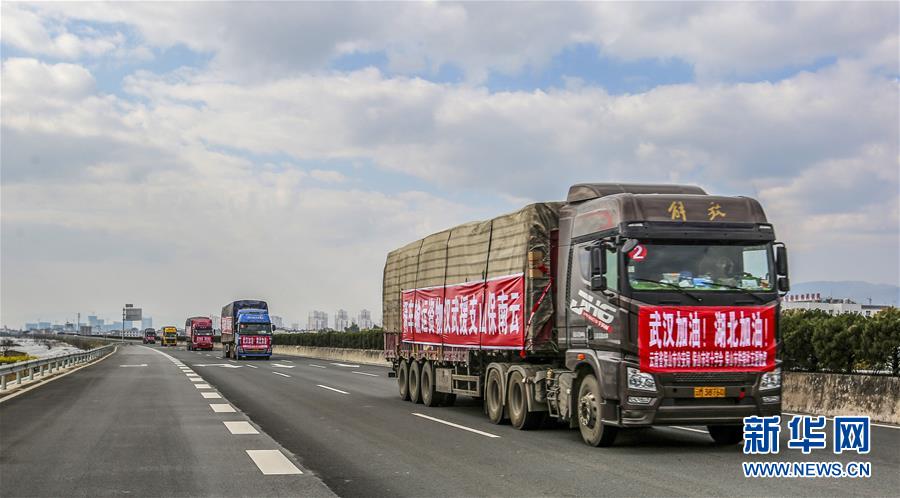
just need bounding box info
[221,300,273,360]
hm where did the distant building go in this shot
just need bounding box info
[271,315,284,329]
[357,309,374,330]
[334,309,350,331]
[141,317,153,329]
[307,311,328,331]
[783,294,891,317]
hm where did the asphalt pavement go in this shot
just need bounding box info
[0,345,333,497]
[2,343,898,497]
[163,346,900,497]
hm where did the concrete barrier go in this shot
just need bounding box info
[783,372,900,425]
[271,345,390,367]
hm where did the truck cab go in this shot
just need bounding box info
[554,184,787,444]
[185,317,214,351]
[142,329,157,344]
[160,326,178,347]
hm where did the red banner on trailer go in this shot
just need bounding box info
[401,274,526,349]
[638,305,777,373]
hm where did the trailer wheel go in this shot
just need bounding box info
[397,360,411,401]
[507,371,543,430]
[707,425,743,445]
[485,369,507,424]
[577,374,618,447]
[409,361,423,404]
[421,361,444,407]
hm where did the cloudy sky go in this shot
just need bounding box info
[2,2,898,329]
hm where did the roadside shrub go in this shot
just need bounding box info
[273,329,384,350]
[780,307,899,376]
[0,355,37,364]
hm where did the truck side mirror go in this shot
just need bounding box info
[777,276,790,293]
[590,246,607,291]
[775,244,788,276]
[272,324,277,333]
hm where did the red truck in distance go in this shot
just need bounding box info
[185,317,214,351]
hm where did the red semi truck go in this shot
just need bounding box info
[185,316,214,351]
[383,183,788,446]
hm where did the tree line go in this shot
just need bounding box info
[781,308,900,376]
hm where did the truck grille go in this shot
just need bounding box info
[668,372,750,384]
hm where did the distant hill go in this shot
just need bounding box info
[790,281,899,306]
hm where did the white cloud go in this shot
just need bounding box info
[1,3,130,60]
[1,3,897,327]
[10,2,897,81]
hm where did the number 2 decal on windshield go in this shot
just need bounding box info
[628,244,647,261]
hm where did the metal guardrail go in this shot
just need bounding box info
[0,344,116,391]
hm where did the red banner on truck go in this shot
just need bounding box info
[240,335,271,350]
[401,273,525,349]
[638,305,777,373]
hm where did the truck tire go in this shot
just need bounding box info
[485,369,507,424]
[707,425,743,445]
[421,361,444,407]
[409,361,423,404]
[507,371,543,430]
[577,374,618,447]
[222,344,229,359]
[397,360,411,401]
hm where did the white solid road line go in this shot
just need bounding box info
[352,371,379,377]
[210,403,236,413]
[317,384,349,394]
[201,392,222,399]
[412,413,500,438]
[246,450,303,475]
[224,421,259,435]
[308,364,327,369]
[195,383,212,389]
[119,364,148,367]
[782,412,899,430]
[670,426,709,434]
[273,372,291,378]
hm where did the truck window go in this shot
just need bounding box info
[575,243,618,291]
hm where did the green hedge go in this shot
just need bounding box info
[781,308,900,376]
[273,329,384,350]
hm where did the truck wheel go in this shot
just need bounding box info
[409,361,423,404]
[507,371,543,430]
[222,345,228,359]
[707,425,743,445]
[421,361,444,407]
[485,369,507,424]
[577,374,618,447]
[397,361,411,401]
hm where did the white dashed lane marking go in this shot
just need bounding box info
[412,413,500,438]
[224,421,259,435]
[246,450,303,475]
[201,392,222,399]
[190,378,204,383]
[273,372,291,378]
[195,384,211,389]
[210,403,236,413]
[316,384,349,394]
[308,364,326,369]
[352,371,378,377]
[247,365,259,369]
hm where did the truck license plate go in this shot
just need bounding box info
[694,387,725,398]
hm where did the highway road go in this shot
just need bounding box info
[2,344,898,497]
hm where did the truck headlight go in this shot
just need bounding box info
[760,368,781,390]
[627,367,657,392]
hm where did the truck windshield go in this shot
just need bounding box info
[239,323,271,335]
[193,328,213,335]
[626,242,773,291]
